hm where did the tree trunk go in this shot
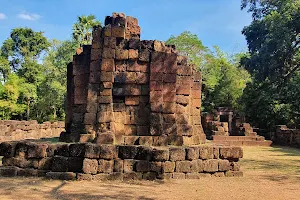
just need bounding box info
[27,100,30,120]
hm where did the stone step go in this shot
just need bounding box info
[213,136,265,141]
[212,140,273,146]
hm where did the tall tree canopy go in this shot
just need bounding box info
[241,0,300,129]
[1,28,50,70]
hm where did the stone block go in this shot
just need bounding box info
[135,146,152,160]
[218,160,230,172]
[83,158,98,174]
[98,159,114,173]
[123,172,143,181]
[0,142,16,158]
[139,49,150,62]
[139,136,153,146]
[68,157,84,172]
[176,161,191,173]
[212,172,225,177]
[185,173,201,179]
[169,147,186,161]
[128,49,139,60]
[162,161,175,173]
[136,72,149,84]
[123,159,136,173]
[186,147,199,160]
[150,162,162,172]
[135,160,150,172]
[153,135,168,146]
[52,156,69,172]
[150,81,162,91]
[77,173,93,181]
[203,159,219,173]
[225,171,243,177]
[114,159,124,172]
[95,133,115,144]
[112,25,125,38]
[230,162,240,171]
[125,96,139,106]
[102,48,115,59]
[163,114,176,123]
[46,172,76,180]
[124,125,137,136]
[163,74,176,83]
[150,72,163,81]
[162,103,176,114]
[116,49,129,60]
[141,172,156,180]
[176,95,189,105]
[38,158,53,170]
[100,71,114,82]
[99,145,117,160]
[69,143,85,157]
[152,149,169,161]
[199,146,214,160]
[172,173,185,179]
[176,84,190,95]
[118,145,138,159]
[101,59,114,71]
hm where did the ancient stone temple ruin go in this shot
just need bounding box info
[0,13,243,180]
[61,12,206,146]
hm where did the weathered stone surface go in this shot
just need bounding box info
[152,149,169,161]
[98,159,114,173]
[83,158,98,174]
[169,147,186,161]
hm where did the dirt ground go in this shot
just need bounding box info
[0,145,299,200]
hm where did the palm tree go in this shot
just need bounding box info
[72,15,101,46]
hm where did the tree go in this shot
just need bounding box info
[72,15,101,46]
[166,31,208,68]
[1,28,50,70]
[241,0,300,82]
[240,0,300,129]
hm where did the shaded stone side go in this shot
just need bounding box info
[0,120,64,142]
[0,141,243,180]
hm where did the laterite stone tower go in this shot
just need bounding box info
[61,13,206,146]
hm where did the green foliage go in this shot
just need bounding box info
[1,28,50,70]
[166,31,208,68]
[72,15,101,46]
[241,0,300,129]
[166,32,251,112]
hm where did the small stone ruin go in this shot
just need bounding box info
[0,13,243,180]
[61,12,206,146]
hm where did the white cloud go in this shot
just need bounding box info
[0,13,7,20]
[18,12,40,21]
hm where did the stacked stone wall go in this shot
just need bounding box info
[0,141,243,180]
[0,120,64,142]
[274,125,300,147]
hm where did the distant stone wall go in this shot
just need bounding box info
[274,125,300,147]
[0,142,243,180]
[0,120,65,142]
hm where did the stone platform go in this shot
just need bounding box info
[213,136,272,146]
[0,141,243,180]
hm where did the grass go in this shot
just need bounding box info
[241,145,300,181]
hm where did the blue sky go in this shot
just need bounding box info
[0,0,252,54]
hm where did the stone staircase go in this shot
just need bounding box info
[212,123,272,146]
[212,135,272,146]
